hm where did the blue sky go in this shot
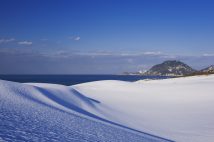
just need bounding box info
[0,0,214,74]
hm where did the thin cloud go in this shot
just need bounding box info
[72,51,164,57]
[0,38,15,44]
[203,53,214,57]
[69,36,80,41]
[143,51,162,55]
[0,49,213,74]
[74,36,80,41]
[119,51,163,57]
[41,38,48,41]
[18,41,33,45]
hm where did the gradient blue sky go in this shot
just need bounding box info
[0,0,214,74]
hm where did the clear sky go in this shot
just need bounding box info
[0,0,214,74]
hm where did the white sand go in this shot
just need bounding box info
[74,75,214,142]
[1,75,214,141]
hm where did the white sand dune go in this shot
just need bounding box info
[74,75,214,142]
[1,75,214,142]
[0,79,171,142]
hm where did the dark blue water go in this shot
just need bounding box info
[0,75,170,85]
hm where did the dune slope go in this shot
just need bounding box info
[0,79,171,142]
[74,75,214,142]
[1,75,214,142]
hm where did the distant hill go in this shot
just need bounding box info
[186,65,214,76]
[200,65,214,74]
[123,60,214,77]
[144,60,196,76]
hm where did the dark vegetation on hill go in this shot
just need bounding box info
[124,61,214,77]
[144,60,196,76]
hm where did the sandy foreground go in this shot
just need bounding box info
[1,75,214,142]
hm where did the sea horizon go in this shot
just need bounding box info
[0,74,170,85]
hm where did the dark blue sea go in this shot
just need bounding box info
[0,75,170,85]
